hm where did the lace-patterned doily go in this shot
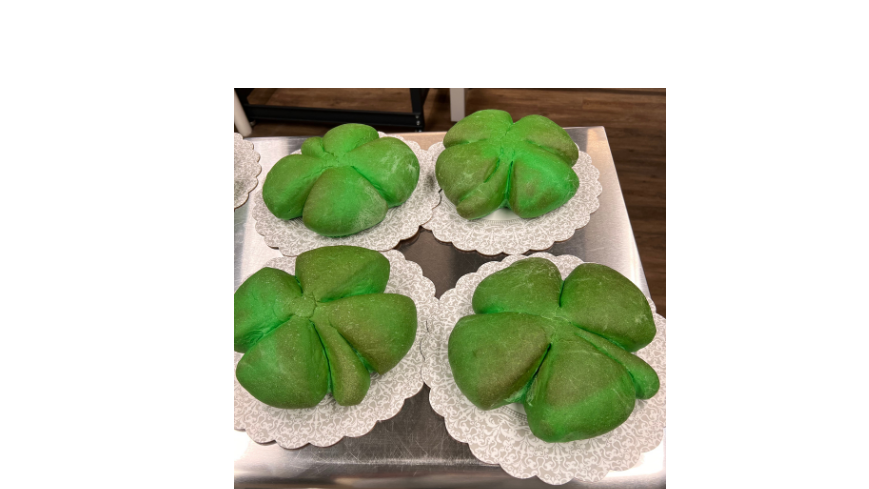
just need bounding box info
[252,133,441,256]
[422,253,666,484]
[235,250,436,448]
[423,143,602,255]
[234,133,261,209]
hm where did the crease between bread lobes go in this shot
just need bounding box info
[435,110,580,220]
[234,246,418,408]
[447,257,659,442]
[263,124,420,237]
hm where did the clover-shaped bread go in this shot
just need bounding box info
[448,258,659,442]
[234,246,417,408]
[435,110,580,220]
[263,124,420,237]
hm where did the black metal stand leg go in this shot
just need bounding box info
[410,88,429,132]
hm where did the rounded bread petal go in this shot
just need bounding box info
[294,245,389,303]
[343,137,420,207]
[508,114,579,166]
[302,166,388,237]
[314,319,371,406]
[448,312,550,410]
[524,337,636,442]
[472,257,561,317]
[325,293,417,374]
[323,123,379,155]
[443,109,512,148]
[262,154,326,220]
[508,144,579,219]
[236,316,329,409]
[557,263,656,352]
[234,267,302,353]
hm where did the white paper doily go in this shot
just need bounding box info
[423,143,602,255]
[234,133,261,209]
[252,133,441,256]
[235,250,436,448]
[422,253,666,485]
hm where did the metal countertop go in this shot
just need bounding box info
[234,127,664,488]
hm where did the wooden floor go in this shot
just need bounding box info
[244,88,666,316]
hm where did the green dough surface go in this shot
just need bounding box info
[436,110,579,220]
[234,246,418,408]
[448,258,659,442]
[263,124,420,237]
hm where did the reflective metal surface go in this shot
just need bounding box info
[234,127,664,488]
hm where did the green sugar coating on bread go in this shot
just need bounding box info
[436,110,580,220]
[448,258,659,442]
[263,124,420,237]
[234,246,417,408]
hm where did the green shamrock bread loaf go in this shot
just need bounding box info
[435,110,579,220]
[448,258,659,442]
[263,124,420,237]
[234,246,417,408]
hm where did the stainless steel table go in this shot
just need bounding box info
[234,127,665,488]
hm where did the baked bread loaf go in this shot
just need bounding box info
[234,246,417,408]
[436,110,579,220]
[263,124,420,237]
[448,258,659,442]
